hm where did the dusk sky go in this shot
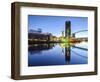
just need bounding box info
[28,15,88,38]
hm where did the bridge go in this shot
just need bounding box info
[69,30,88,42]
[71,30,88,38]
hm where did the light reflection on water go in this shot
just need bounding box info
[28,42,88,66]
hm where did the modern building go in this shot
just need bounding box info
[62,31,64,37]
[28,29,58,43]
[65,21,71,39]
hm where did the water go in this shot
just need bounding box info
[28,42,88,66]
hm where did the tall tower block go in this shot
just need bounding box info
[65,21,71,39]
[62,31,64,37]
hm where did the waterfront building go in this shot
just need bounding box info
[28,28,57,43]
[65,21,71,39]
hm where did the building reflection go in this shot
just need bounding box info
[65,43,71,64]
[60,43,71,64]
[28,43,55,54]
[29,43,71,64]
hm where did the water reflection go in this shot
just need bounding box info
[28,43,55,54]
[65,44,71,64]
[28,42,88,66]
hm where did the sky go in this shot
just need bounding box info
[28,15,88,38]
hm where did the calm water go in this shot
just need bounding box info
[28,42,88,66]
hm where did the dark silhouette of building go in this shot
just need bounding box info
[65,21,71,39]
[65,44,71,64]
[72,33,75,38]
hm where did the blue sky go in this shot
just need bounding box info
[28,15,88,38]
